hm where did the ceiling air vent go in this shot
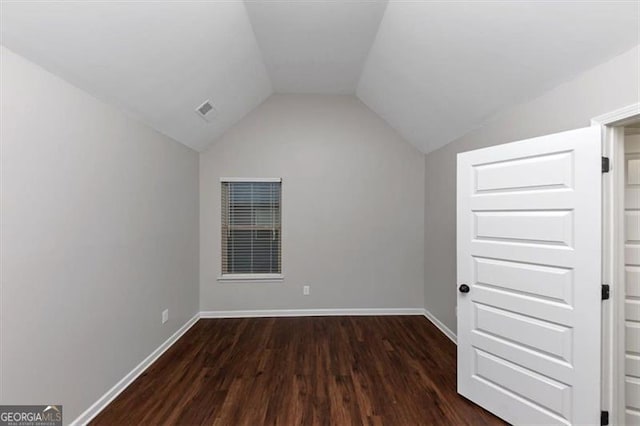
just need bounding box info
[195,100,217,123]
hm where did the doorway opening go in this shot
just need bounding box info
[595,104,640,426]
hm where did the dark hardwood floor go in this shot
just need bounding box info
[91,316,506,425]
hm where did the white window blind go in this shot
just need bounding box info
[221,180,281,275]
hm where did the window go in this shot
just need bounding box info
[221,178,281,279]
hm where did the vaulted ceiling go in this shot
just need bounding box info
[245,1,388,94]
[1,1,638,153]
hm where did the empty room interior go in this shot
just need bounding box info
[1,1,640,425]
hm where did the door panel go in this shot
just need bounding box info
[457,126,601,425]
[470,331,574,385]
[627,266,640,297]
[473,151,573,193]
[627,355,640,381]
[627,378,640,414]
[474,348,572,419]
[474,257,573,304]
[474,210,574,246]
[627,323,640,353]
[472,286,574,326]
[474,303,572,361]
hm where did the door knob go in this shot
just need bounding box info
[459,284,470,293]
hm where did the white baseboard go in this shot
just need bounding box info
[423,309,457,344]
[70,312,200,426]
[199,308,425,318]
[200,308,457,344]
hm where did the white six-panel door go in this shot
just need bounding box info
[457,126,602,425]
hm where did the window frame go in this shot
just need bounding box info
[217,177,283,282]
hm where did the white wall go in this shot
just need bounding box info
[0,47,199,423]
[200,94,425,312]
[424,45,640,333]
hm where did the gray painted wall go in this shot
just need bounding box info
[0,47,199,423]
[424,45,640,333]
[200,94,425,312]
[3,36,637,424]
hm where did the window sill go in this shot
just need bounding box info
[217,274,284,283]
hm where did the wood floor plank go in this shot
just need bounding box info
[91,316,506,425]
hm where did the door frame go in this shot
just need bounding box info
[592,102,640,425]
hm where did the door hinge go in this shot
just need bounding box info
[602,156,610,173]
[602,284,610,300]
[601,410,609,425]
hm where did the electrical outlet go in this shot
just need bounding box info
[162,309,168,324]
[303,285,310,296]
